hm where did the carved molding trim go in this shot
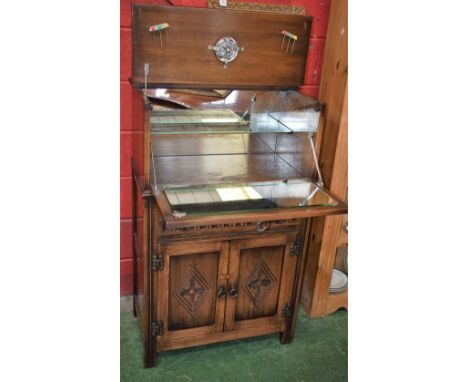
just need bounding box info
[208,0,306,15]
[164,219,299,234]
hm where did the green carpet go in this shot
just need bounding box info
[121,297,347,382]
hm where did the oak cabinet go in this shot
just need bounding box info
[156,232,299,352]
[129,4,347,367]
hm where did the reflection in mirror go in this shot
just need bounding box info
[163,179,338,215]
[149,90,324,135]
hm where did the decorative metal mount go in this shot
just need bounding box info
[289,241,301,257]
[282,303,292,318]
[152,253,164,271]
[151,320,163,336]
[208,37,244,69]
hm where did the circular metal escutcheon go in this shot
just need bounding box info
[209,37,243,66]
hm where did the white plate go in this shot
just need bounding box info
[329,269,348,293]
[344,251,348,274]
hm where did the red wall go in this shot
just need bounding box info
[120,0,330,295]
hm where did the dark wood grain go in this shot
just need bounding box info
[159,322,282,351]
[235,245,284,320]
[157,241,229,349]
[132,5,311,88]
[224,234,296,333]
[168,252,218,330]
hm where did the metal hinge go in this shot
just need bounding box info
[152,253,164,271]
[282,303,292,318]
[151,320,163,336]
[289,241,301,257]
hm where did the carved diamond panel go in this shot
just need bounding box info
[242,261,277,306]
[174,266,211,316]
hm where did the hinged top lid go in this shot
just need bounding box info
[131,5,311,89]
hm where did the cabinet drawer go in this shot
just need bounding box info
[159,217,300,239]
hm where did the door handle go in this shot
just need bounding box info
[217,286,226,299]
[228,286,239,298]
[256,221,268,232]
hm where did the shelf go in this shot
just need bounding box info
[151,111,296,135]
[150,110,246,125]
[149,91,322,136]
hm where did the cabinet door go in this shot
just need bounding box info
[224,233,298,332]
[156,241,229,347]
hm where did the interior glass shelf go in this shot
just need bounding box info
[151,110,294,135]
[163,179,338,216]
[150,104,320,135]
[150,110,247,125]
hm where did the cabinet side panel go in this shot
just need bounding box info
[235,246,284,321]
[132,88,148,187]
[168,253,219,330]
[301,217,324,312]
[132,87,147,333]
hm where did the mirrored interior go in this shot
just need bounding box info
[164,179,337,216]
[148,89,338,216]
[149,90,323,135]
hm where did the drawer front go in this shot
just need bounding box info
[158,217,301,240]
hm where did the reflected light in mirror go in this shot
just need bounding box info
[155,88,170,98]
[208,91,239,106]
[216,186,262,201]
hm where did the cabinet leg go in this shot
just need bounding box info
[143,334,158,368]
[143,350,157,368]
[280,330,292,344]
[132,295,137,317]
